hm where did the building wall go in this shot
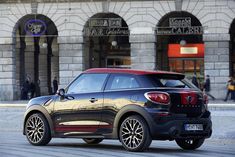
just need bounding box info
[0,0,235,100]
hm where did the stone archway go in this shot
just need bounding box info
[229,19,235,77]
[14,14,59,99]
[156,11,204,81]
[83,13,130,69]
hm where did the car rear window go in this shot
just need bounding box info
[147,74,192,89]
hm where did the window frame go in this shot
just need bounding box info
[104,73,141,91]
[65,73,110,94]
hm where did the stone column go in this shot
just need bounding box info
[129,28,156,70]
[203,34,230,99]
[57,37,84,89]
[0,43,15,101]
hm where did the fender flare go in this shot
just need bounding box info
[23,105,55,136]
[112,105,155,138]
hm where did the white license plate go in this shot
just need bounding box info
[184,124,203,131]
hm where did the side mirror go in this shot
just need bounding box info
[57,88,65,97]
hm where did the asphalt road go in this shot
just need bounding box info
[0,107,235,157]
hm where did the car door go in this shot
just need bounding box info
[53,73,108,135]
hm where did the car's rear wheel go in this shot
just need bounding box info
[25,113,51,145]
[83,138,103,144]
[175,138,205,150]
[119,115,152,152]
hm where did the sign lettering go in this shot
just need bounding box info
[156,17,203,35]
[24,19,46,36]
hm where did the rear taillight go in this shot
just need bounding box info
[145,92,170,105]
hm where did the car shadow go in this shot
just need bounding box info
[47,142,206,153]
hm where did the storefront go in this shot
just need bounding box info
[156,11,204,82]
[14,14,59,98]
[83,13,130,69]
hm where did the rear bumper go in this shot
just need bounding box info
[147,111,212,140]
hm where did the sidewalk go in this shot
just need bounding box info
[0,100,235,110]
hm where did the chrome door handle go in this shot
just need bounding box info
[89,98,98,103]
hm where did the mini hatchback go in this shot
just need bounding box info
[23,68,212,152]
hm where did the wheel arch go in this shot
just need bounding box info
[23,105,55,136]
[112,105,155,139]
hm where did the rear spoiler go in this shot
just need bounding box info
[147,73,185,80]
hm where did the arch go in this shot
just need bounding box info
[82,12,130,69]
[229,19,235,77]
[13,14,59,100]
[156,11,204,88]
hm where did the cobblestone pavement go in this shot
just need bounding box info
[0,107,235,157]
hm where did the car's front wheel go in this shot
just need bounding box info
[25,113,51,145]
[119,115,152,152]
[83,138,103,144]
[175,138,205,150]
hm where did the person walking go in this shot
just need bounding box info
[204,75,216,100]
[53,76,58,94]
[21,80,30,100]
[29,81,36,99]
[192,75,199,88]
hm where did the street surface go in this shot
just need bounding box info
[0,107,235,157]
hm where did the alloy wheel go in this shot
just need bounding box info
[26,114,45,144]
[121,118,144,149]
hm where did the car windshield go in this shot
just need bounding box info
[147,74,195,89]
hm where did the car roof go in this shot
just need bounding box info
[84,68,184,76]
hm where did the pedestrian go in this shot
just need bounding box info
[29,81,36,99]
[21,80,30,100]
[204,75,216,100]
[192,75,199,88]
[53,76,58,94]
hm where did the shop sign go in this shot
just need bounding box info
[156,17,203,35]
[84,18,129,36]
[89,18,122,27]
[168,44,204,58]
[24,19,47,36]
[83,27,129,36]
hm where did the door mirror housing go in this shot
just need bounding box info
[57,88,65,97]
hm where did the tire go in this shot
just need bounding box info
[119,115,152,152]
[175,138,205,150]
[83,138,103,144]
[25,113,51,146]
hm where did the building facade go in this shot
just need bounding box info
[0,0,234,100]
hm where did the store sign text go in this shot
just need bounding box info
[156,17,203,35]
[83,27,129,36]
[24,19,46,36]
[89,18,122,27]
[85,18,129,36]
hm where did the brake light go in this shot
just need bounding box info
[145,92,170,105]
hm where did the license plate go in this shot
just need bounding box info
[184,124,203,131]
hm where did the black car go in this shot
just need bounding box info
[23,68,212,152]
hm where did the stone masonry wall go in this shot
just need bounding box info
[58,37,84,89]
[0,44,15,101]
[204,34,230,99]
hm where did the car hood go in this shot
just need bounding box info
[27,95,54,109]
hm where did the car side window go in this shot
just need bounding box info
[66,74,108,94]
[109,75,140,90]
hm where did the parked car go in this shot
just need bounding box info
[23,68,212,152]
